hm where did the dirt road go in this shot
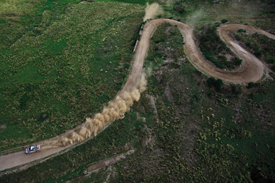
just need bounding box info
[0,147,66,172]
[0,19,274,173]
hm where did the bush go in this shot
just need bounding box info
[215,79,223,92]
[221,19,228,24]
[154,37,165,43]
[255,49,262,57]
[268,59,275,64]
[174,6,185,14]
[207,77,216,87]
[207,77,223,91]
[214,22,220,27]
[247,82,256,88]
[204,52,223,69]
[231,84,242,95]
[237,29,246,33]
[231,57,242,65]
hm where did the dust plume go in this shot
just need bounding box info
[41,72,147,148]
[186,9,204,26]
[143,3,163,21]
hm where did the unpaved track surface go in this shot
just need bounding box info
[0,19,274,173]
[0,147,66,172]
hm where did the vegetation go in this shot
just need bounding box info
[0,1,144,150]
[207,77,224,92]
[0,0,82,51]
[1,0,275,182]
[195,24,242,70]
[221,19,228,23]
[234,31,275,72]
[2,19,275,183]
[96,0,148,5]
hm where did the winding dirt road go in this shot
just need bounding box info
[0,19,274,173]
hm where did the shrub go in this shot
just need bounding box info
[154,37,165,43]
[214,22,220,27]
[231,57,242,65]
[268,58,275,64]
[237,29,246,33]
[255,49,261,57]
[215,79,223,92]
[235,58,242,65]
[207,77,216,87]
[174,6,185,14]
[247,82,255,88]
[231,84,242,95]
[221,19,228,23]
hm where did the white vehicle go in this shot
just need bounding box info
[25,144,41,154]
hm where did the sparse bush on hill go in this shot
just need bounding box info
[234,31,275,71]
[1,1,275,182]
[195,24,242,70]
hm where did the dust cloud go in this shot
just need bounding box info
[143,3,163,21]
[41,3,154,150]
[41,72,147,149]
[41,3,154,149]
[186,9,204,25]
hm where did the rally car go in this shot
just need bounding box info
[25,144,41,154]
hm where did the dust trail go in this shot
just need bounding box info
[143,3,163,21]
[186,9,204,26]
[41,72,147,148]
[41,4,152,149]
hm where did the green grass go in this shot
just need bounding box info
[0,0,82,51]
[0,1,144,150]
[2,20,274,183]
[95,0,148,5]
[1,0,275,182]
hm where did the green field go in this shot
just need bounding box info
[0,1,144,150]
[2,21,275,182]
[96,0,148,5]
[0,0,275,182]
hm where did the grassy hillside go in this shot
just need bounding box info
[0,1,144,150]
[0,0,275,182]
[2,22,275,183]
[96,0,148,5]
